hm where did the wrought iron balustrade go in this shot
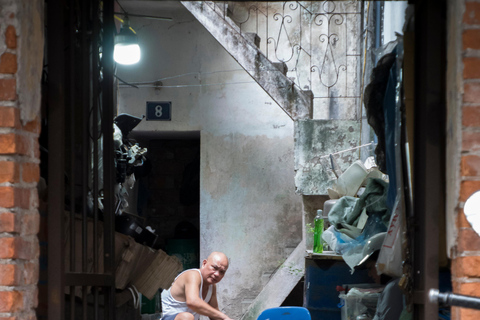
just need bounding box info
[203,1,367,119]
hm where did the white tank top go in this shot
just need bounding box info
[161,268,213,320]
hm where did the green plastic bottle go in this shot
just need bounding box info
[313,210,324,253]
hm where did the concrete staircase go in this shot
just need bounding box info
[181,1,312,121]
[239,240,306,320]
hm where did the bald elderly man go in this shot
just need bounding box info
[161,252,234,320]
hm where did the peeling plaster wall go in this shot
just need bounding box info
[116,2,302,318]
[293,119,361,195]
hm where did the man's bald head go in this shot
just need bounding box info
[201,252,229,285]
[207,252,229,268]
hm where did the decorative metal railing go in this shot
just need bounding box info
[204,1,365,119]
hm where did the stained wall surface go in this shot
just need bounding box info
[116,2,303,318]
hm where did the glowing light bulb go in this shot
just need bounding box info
[114,43,141,65]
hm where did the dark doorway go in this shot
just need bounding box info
[131,132,201,270]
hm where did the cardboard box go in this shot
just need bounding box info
[133,249,183,300]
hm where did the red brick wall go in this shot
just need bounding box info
[452,1,480,319]
[0,14,40,320]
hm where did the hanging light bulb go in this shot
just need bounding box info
[114,16,141,65]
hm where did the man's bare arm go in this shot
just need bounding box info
[184,272,233,320]
[208,286,221,320]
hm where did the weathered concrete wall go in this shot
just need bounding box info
[116,2,302,318]
[294,119,361,195]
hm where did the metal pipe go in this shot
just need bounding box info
[429,289,480,310]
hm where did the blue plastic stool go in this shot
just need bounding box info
[257,307,311,320]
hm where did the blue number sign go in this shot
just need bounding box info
[146,101,171,121]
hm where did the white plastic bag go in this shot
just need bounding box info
[376,195,405,278]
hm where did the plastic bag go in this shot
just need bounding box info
[376,194,406,278]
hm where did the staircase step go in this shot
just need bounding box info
[244,32,260,48]
[240,240,305,320]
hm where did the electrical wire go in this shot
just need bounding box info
[114,74,139,88]
[319,142,376,160]
[118,80,256,88]
[119,69,245,85]
[114,15,136,34]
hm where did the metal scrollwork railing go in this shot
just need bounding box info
[205,1,365,119]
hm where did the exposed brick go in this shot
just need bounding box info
[0,237,39,260]
[22,287,38,310]
[22,262,38,285]
[0,264,19,286]
[0,107,19,127]
[462,131,480,151]
[30,189,38,211]
[0,186,15,207]
[454,281,480,296]
[0,291,23,312]
[452,306,480,320]
[0,79,16,101]
[464,82,480,104]
[0,134,16,154]
[0,53,17,74]
[464,29,480,50]
[460,180,480,202]
[452,282,480,320]
[457,209,472,228]
[0,133,30,156]
[0,161,19,183]
[0,187,31,209]
[457,228,480,252]
[465,2,480,25]
[0,238,17,259]
[463,106,480,127]
[5,26,16,49]
[453,256,480,277]
[0,212,16,233]
[22,117,40,134]
[22,213,39,235]
[464,57,480,79]
[32,139,40,159]
[461,155,480,176]
[21,163,39,183]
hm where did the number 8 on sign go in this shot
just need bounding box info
[146,101,171,121]
[155,105,163,117]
